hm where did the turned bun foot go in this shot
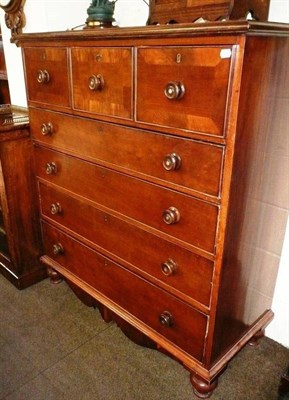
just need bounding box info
[47,267,62,284]
[191,374,218,398]
[248,329,265,347]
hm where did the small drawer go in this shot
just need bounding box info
[30,108,224,198]
[23,47,70,109]
[39,182,213,307]
[35,147,219,253]
[42,222,207,361]
[71,47,132,119]
[136,46,232,136]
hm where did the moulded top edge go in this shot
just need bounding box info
[13,21,289,45]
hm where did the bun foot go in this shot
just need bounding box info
[47,267,62,284]
[191,374,218,398]
[248,329,265,347]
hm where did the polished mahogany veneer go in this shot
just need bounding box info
[136,46,232,135]
[30,108,224,199]
[72,47,132,119]
[16,21,289,398]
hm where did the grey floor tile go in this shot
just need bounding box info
[3,374,64,400]
[0,343,40,399]
[1,277,95,325]
[0,278,110,371]
[43,323,193,400]
[213,338,289,400]
[0,334,6,348]
[43,323,289,400]
[0,280,108,370]
[0,275,288,400]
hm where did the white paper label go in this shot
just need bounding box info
[220,49,232,59]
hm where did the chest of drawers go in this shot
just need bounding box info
[16,21,289,397]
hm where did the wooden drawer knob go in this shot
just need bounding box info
[45,162,57,175]
[52,243,64,255]
[37,69,50,84]
[41,122,54,136]
[163,153,181,171]
[161,259,177,276]
[159,311,174,327]
[88,74,105,91]
[50,203,62,215]
[164,81,185,100]
[162,207,180,225]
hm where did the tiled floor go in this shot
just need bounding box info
[0,274,288,400]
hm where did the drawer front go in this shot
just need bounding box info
[39,182,213,307]
[23,48,70,109]
[35,147,218,253]
[136,46,232,136]
[30,108,224,198]
[71,47,132,119]
[42,221,207,361]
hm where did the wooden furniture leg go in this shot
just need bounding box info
[248,329,265,347]
[191,374,218,399]
[47,266,62,284]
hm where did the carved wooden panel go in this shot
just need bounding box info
[230,0,270,21]
[147,0,270,24]
[148,0,234,24]
[2,0,26,35]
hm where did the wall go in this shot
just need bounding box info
[0,14,26,106]
[0,0,149,106]
[0,0,288,347]
[267,219,289,346]
[265,0,289,348]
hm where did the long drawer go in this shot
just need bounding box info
[35,146,219,253]
[30,108,224,198]
[42,221,208,361]
[39,182,213,308]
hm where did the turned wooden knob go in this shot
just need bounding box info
[45,162,57,175]
[50,203,62,215]
[37,69,50,84]
[159,311,174,327]
[163,153,181,171]
[88,74,105,91]
[41,122,54,136]
[162,207,180,225]
[164,81,185,100]
[161,259,177,276]
[52,243,64,255]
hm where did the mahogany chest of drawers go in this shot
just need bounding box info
[16,21,289,397]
